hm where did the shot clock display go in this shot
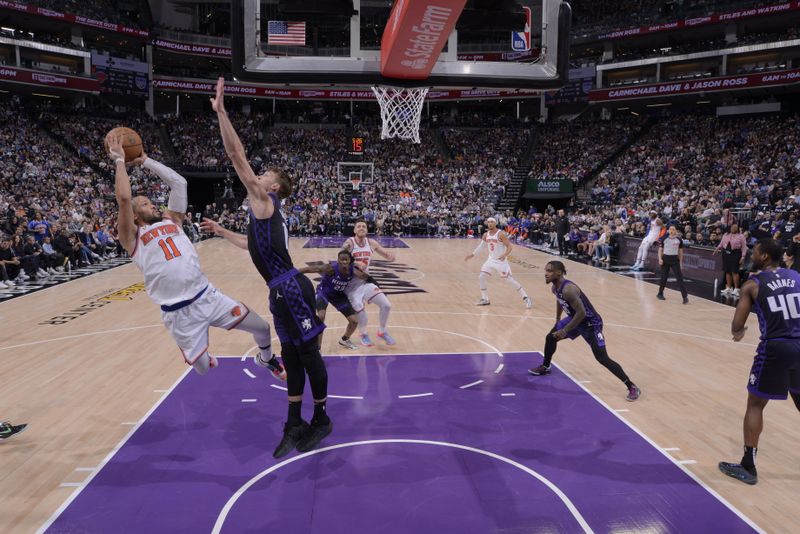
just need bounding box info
[349,136,365,155]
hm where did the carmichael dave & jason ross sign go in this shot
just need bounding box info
[589,68,800,102]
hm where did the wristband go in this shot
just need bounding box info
[114,158,125,165]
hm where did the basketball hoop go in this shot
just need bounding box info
[350,176,362,191]
[371,86,430,144]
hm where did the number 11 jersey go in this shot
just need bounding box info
[131,218,208,306]
[753,267,800,341]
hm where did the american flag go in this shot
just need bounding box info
[267,21,306,45]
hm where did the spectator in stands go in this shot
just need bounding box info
[714,223,748,297]
[0,236,20,288]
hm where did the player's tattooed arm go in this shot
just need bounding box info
[731,279,756,341]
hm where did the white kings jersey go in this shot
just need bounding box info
[485,230,507,261]
[348,236,373,272]
[131,219,208,306]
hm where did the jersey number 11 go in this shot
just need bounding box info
[158,237,182,261]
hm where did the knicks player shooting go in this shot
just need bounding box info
[298,249,371,351]
[529,261,641,402]
[106,135,285,380]
[211,77,331,458]
[719,239,800,485]
[464,217,532,308]
[342,220,396,347]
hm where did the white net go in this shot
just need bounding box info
[371,86,430,144]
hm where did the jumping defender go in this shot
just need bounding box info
[529,261,641,402]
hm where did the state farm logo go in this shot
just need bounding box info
[32,72,67,85]
[402,5,454,70]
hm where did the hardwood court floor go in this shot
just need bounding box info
[0,238,796,533]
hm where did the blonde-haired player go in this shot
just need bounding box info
[106,134,285,379]
[465,217,532,308]
[342,220,396,346]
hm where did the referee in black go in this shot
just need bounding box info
[657,225,689,304]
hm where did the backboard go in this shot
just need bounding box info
[230,0,571,91]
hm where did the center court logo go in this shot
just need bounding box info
[40,282,146,325]
[306,260,427,295]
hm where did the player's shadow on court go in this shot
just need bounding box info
[127,420,210,446]
[509,442,692,485]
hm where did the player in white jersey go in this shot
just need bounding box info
[106,134,285,379]
[632,213,663,270]
[465,217,532,308]
[341,220,396,347]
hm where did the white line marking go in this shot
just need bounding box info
[577,380,592,384]
[553,364,764,533]
[269,384,288,391]
[120,422,137,426]
[211,439,594,534]
[153,389,167,393]
[663,447,681,452]
[0,323,162,352]
[243,369,256,379]
[494,363,505,374]
[501,393,516,397]
[328,394,364,400]
[397,392,434,399]
[59,483,82,488]
[38,368,192,534]
[459,380,483,389]
[241,399,257,403]
[614,409,630,413]
[74,468,95,472]
[678,460,698,465]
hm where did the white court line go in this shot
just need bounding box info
[211,439,594,534]
[614,409,630,413]
[501,393,516,397]
[38,368,193,534]
[678,460,698,465]
[459,380,483,389]
[328,394,364,400]
[397,392,434,399]
[269,384,288,391]
[494,363,505,374]
[241,399,257,403]
[74,467,95,472]
[59,483,82,488]
[153,389,167,393]
[243,369,256,379]
[120,422,137,426]
[663,447,681,452]
[553,364,764,533]
[0,323,162,352]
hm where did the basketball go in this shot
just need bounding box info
[104,127,143,162]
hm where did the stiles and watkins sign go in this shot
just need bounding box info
[590,68,800,102]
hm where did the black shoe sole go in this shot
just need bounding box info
[296,422,333,453]
[273,423,308,459]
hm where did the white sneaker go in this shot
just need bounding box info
[37,269,49,278]
[475,298,490,306]
[733,288,741,298]
[18,273,30,280]
[47,267,56,274]
[721,288,732,296]
[523,296,533,309]
[0,282,7,290]
[4,279,15,287]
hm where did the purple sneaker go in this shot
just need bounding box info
[626,384,641,402]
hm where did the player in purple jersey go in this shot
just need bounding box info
[720,239,800,485]
[299,250,371,350]
[529,261,641,402]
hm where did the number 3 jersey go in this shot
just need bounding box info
[131,219,208,306]
[752,268,800,340]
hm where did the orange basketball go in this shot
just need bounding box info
[104,127,143,162]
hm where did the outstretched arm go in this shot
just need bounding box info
[369,238,396,262]
[210,77,271,215]
[198,217,248,250]
[132,154,188,225]
[298,263,334,275]
[107,136,137,255]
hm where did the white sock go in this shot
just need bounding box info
[479,272,489,300]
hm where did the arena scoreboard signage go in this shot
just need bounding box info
[525,178,574,195]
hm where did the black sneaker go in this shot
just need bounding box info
[718,461,758,485]
[528,365,551,376]
[273,421,308,459]
[0,422,27,441]
[656,294,665,301]
[683,297,689,305]
[296,419,333,453]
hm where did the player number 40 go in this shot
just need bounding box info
[158,237,182,261]
[767,294,800,320]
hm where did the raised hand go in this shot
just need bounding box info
[210,77,226,113]
[106,135,125,162]
[127,152,148,167]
